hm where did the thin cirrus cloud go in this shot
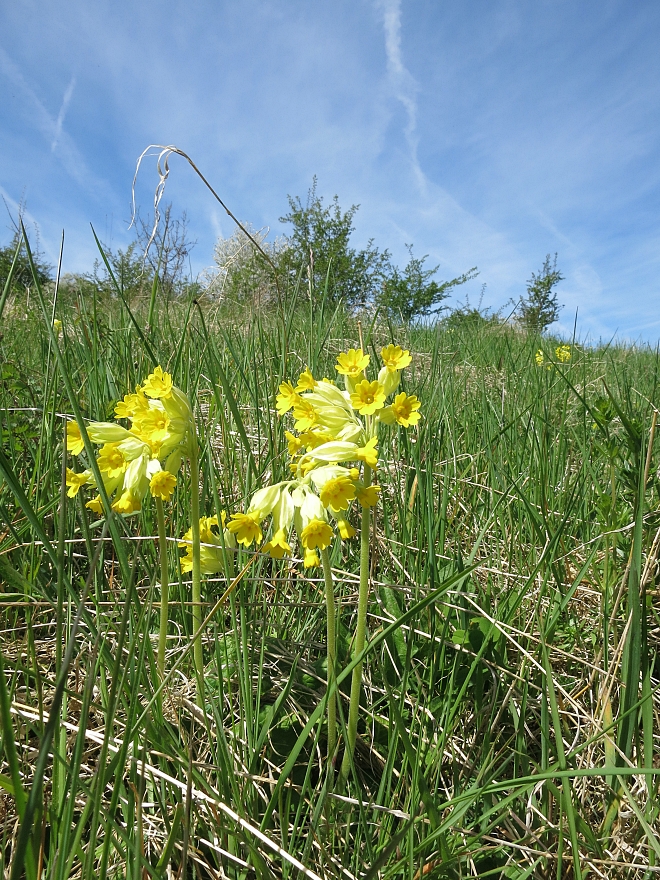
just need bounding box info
[0,1,659,341]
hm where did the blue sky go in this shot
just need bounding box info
[1,0,659,341]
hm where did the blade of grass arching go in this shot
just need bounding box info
[260,564,477,832]
[540,641,583,880]
[171,291,197,377]
[89,224,158,366]
[9,523,108,880]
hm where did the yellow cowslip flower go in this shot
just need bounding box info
[320,475,356,512]
[66,421,85,456]
[534,350,544,366]
[142,366,173,399]
[384,392,422,427]
[336,517,356,540]
[86,495,104,515]
[286,430,304,456]
[356,437,378,469]
[293,398,319,431]
[304,548,321,568]
[335,348,369,377]
[356,484,381,507]
[263,528,292,560]
[97,443,127,479]
[150,470,177,501]
[112,490,141,515]
[304,430,338,449]
[276,382,299,415]
[115,389,149,419]
[53,318,62,335]
[132,407,171,448]
[381,344,412,372]
[65,468,90,498]
[555,344,571,363]
[301,518,333,551]
[227,511,263,546]
[350,380,386,416]
[295,368,316,392]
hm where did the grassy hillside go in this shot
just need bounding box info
[1,278,659,878]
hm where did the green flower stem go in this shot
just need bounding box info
[189,439,204,707]
[339,463,372,784]
[155,496,169,679]
[320,546,337,762]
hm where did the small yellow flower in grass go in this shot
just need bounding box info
[296,367,316,392]
[555,344,571,363]
[356,484,381,507]
[65,468,90,497]
[304,548,321,568]
[97,443,127,479]
[263,527,292,559]
[350,380,386,416]
[336,348,369,377]
[381,344,412,372]
[301,517,333,551]
[66,421,85,456]
[142,366,173,399]
[356,437,378,468]
[150,470,177,501]
[336,517,356,540]
[320,475,356,512]
[276,382,299,415]
[292,398,318,431]
[227,511,263,546]
[53,318,62,335]
[389,392,422,427]
[534,349,544,366]
[86,495,104,515]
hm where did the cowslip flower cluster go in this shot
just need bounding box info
[555,344,571,363]
[65,366,194,515]
[206,344,421,570]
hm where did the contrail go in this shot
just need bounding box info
[375,0,424,189]
[51,76,76,152]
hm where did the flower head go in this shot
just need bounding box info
[276,382,299,416]
[263,527,292,559]
[336,348,369,377]
[381,344,412,372]
[65,468,90,498]
[66,421,85,456]
[227,511,263,546]
[350,380,386,416]
[534,350,544,366]
[150,469,177,501]
[382,392,421,428]
[320,475,356,512]
[555,344,571,363]
[356,484,381,507]
[97,443,127,479]
[301,518,333,551]
[356,437,379,469]
[142,366,173,399]
[295,368,317,392]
